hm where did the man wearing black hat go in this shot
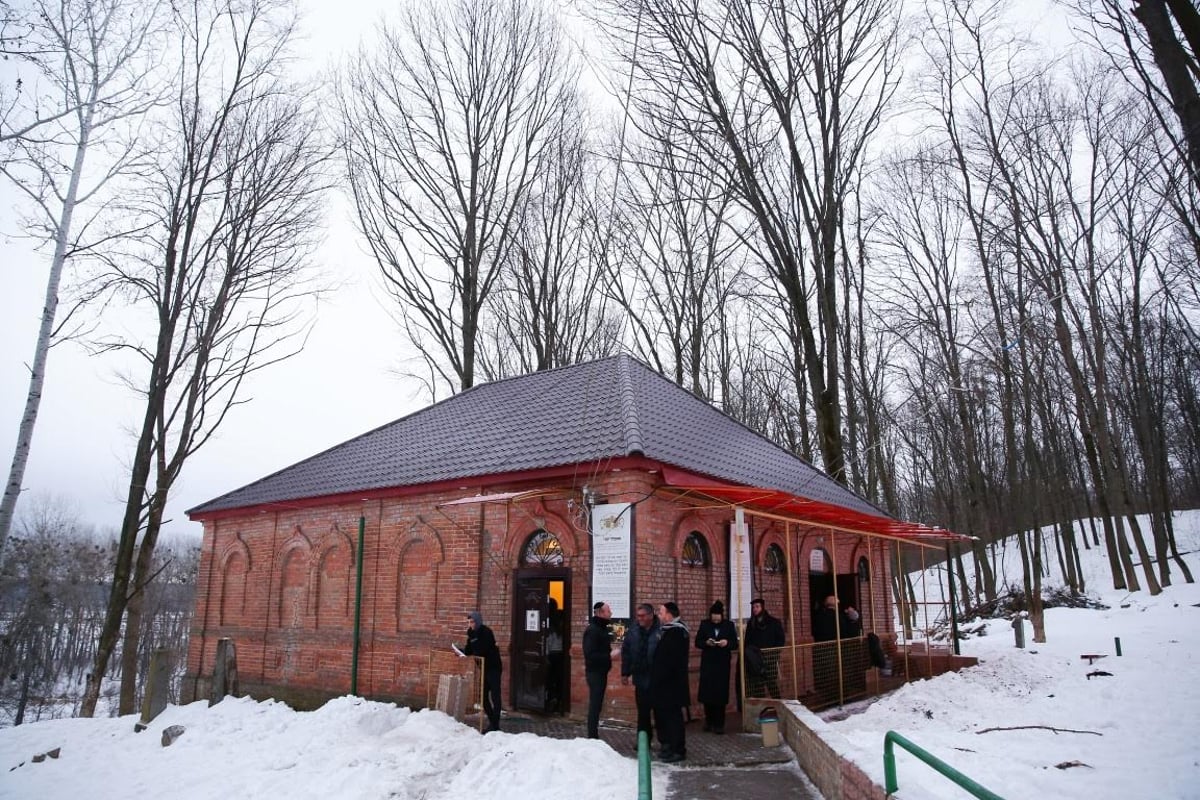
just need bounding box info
[695,600,738,734]
[651,602,690,761]
[582,600,613,738]
[744,597,785,699]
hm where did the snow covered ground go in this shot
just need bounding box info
[0,694,665,799]
[822,509,1200,799]
[0,511,1195,799]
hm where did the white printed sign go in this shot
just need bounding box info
[591,502,633,618]
[729,507,754,619]
[810,547,826,572]
[525,609,540,632]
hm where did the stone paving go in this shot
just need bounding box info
[492,712,823,799]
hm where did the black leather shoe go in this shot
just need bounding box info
[661,751,685,763]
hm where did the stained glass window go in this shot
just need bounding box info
[521,529,564,566]
[765,543,786,574]
[682,532,710,567]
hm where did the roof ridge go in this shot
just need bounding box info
[616,354,644,456]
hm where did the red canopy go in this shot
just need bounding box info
[660,467,970,545]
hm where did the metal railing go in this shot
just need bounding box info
[637,730,651,800]
[883,730,1003,799]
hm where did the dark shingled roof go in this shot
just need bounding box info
[188,354,889,519]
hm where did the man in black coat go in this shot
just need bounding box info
[464,611,502,732]
[695,600,737,734]
[651,601,690,762]
[582,601,613,738]
[744,597,785,699]
[620,603,662,746]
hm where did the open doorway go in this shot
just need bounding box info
[511,569,571,714]
[807,547,859,630]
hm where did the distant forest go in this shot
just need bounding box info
[0,497,197,725]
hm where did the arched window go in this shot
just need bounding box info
[764,543,786,574]
[521,529,564,566]
[681,532,710,567]
[858,556,870,582]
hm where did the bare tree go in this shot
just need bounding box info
[1131,0,1200,190]
[0,0,165,559]
[77,0,328,716]
[598,0,903,483]
[601,111,749,398]
[477,106,622,378]
[339,0,577,396]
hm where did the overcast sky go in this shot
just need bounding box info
[0,1,419,541]
[0,0,1080,542]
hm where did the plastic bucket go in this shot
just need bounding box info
[759,705,779,747]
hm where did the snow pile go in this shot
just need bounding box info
[0,694,659,800]
[823,510,1200,799]
[0,512,1196,799]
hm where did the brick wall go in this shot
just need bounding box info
[765,700,888,800]
[183,466,898,722]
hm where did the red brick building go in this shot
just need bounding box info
[184,355,962,721]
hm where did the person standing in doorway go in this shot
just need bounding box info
[812,595,842,702]
[464,611,503,732]
[651,602,690,762]
[812,595,841,642]
[695,600,737,734]
[621,603,662,747]
[582,601,613,738]
[545,598,566,710]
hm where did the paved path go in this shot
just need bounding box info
[498,713,823,799]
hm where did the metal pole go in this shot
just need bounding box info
[785,521,798,699]
[831,529,842,704]
[351,514,366,696]
[637,730,653,800]
[921,547,931,676]
[734,506,748,729]
[946,544,960,656]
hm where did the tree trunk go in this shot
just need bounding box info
[80,356,162,717]
[1134,0,1200,193]
[0,106,93,557]
[118,496,165,714]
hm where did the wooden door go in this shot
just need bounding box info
[513,576,551,712]
[511,570,570,713]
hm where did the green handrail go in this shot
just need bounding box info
[350,514,366,695]
[884,730,1003,799]
[637,730,652,800]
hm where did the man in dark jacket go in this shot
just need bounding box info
[695,600,737,734]
[744,597,785,699]
[582,601,613,738]
[620,603,661,746]
[651,602,690,762]
[464,611,502,732]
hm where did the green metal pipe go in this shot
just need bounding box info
[884,730,1004,800]
[351,514,366,696]
[637,730,652,800]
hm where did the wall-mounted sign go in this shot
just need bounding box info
[729,507,753,619]
[525,609,540,632]
[591,502,632,618]
[810,548,827,573]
